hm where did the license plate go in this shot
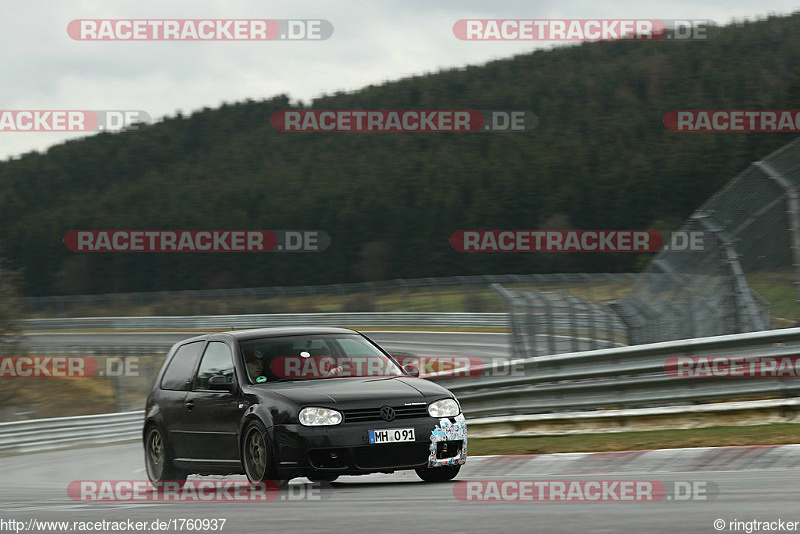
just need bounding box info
[369,428,415,444]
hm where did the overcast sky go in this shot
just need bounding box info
[0,0,797,159]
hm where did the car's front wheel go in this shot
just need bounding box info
[242,420,287,487]
[144,425,187,488]
[415,465,461,482]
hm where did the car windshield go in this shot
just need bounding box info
[240,334,403,383]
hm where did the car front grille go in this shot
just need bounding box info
[342,405,429,423]
[352,443,430,469]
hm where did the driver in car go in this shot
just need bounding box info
[244,349,264,382]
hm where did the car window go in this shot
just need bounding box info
[195,341,235,390]
[335,337,381,356]
[240,334,402,381]
[160,341,204,391]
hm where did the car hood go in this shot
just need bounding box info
[260,376,453,406]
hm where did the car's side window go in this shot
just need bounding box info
[335,337,376,356]
[160,341,204,391]
[195,341,235,390]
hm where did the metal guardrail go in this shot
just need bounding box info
[465,398,800,438]
[21,311,620,335]
[430,326,800,417]
[0,411,143,454]
[3,327,800,454]
[22,312,510,332]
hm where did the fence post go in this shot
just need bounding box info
[490,283,527,359]
[694,213,765,333]
[756,161,800,326]
[519,291,539,357]
[530,290,556,355]
[565,295,580,352]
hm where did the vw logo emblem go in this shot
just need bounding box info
[380,406,396,422]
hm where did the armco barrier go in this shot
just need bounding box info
[429,326,800,417]
[465,398,800,438]
[22,312,509,331]
[0,411,143,454]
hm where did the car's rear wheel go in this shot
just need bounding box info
[415,465,461,482]
[242,420,286,487]
[144,425,187,488]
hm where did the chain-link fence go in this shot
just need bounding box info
[615,137,800,345]
[491,138,800,359]
[491,278,632,358]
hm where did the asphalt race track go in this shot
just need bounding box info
[1,443,798,533]
[8,331,792,532]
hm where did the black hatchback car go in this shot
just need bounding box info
[143,327,467,485]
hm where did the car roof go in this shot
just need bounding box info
[178,326,360,344]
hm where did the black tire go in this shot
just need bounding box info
[308,474,339,483]
[415,465,461,482]
[144,425,187,488]
[242,420,287,487]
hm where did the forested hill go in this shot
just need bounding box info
[2,15,800,295]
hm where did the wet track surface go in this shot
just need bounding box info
[0,443,798,533]
[9,331,793,532]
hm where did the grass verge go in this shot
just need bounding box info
[469,423,800,455]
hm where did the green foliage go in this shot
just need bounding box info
[0,255,23,408]
[0,258,22,347]
[341,293,376,313]
[2,16,800,295]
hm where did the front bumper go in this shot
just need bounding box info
[272,414,467,477]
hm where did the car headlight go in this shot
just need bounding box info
[299,407,343,426]
[427,398,460,418]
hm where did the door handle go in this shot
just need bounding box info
[185,400,194,410]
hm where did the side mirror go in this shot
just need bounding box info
[208,375,233,392]
[403,363,420,377]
